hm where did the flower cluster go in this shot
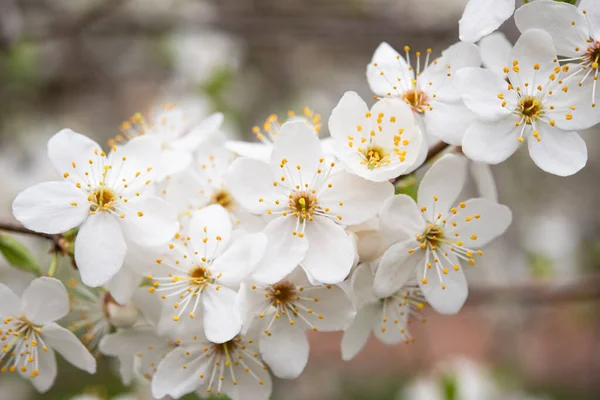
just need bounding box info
[5,1,600,398]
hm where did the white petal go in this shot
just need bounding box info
[27,347,57,393]
[221,356,272,400]
[367,42,414,96]
[212,233,267,288]
[156,149,192,181]
[227,158,284,214]
[455,67,512,121]
[469,162,498,202]
[419,261,468,315]
[374,240,422,298]
[446,198,512,248]
[459,0,516,43]
[545,79,600,131]
[341,303,378,361]
[47,129,102,186]
[527,126,587,176]
[349,263,378,309]
[188,204,232,259]
[152,347,209,399]
[318,170,393,225]
[170,112,224,153]
[479,32,513,77]
[0,282,22,318]
[302,218,354,284]
[270,120,324,184]
[462,117,521,164]
[515,1,589,57]
[259,320,309,379]
[418,154,468,219]
[379,195,426,243]
[75,212,127,287]
[579,0,600,38]
[308,284,356,331]
[42,322,96,373]
[107,136,161,193]
[131,287,162,327]
[22,277,69,325]
[104,267,143,305]
[423,100,476,145]
[203,285,241,343]
[328,91,369,144]
[508,29,558,87]
[373,306,406,345]
[251,217,308,284]
[225,140,272,162]
[119,196,178,247]
[12,181,89,234]
[235,283,270,334]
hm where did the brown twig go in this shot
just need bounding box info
[0,220,62,250]
[467,276,600,305]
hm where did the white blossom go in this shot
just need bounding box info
[228,120,393,285]
[236,267,355,378]
[328,92,424,181]
[151,328,272,400]
[373,154,512,315]
[12,130,178,287]
[113,105,224,181]
[515,0,600,109]
[457,29,598,176]
[0,277,96,392]
[341,264,425,361]
[366,41,481,146]
[149,204,267,343]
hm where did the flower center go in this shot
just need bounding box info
[1,315,43,376]
[289,191,317,222]
[517,95,543,122]
[210,189,235,211]
[212,337,240,356]
[188,265,212,285]
[268,280,297,308]
[89,187,116,212]
[402,89,429,113]
[359,145,390,169]
[585,41,600,70]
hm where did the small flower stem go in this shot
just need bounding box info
[48,252,59,277]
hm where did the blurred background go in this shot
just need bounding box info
[1,0,600,399]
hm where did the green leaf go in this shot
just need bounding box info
[0,234,41,276]
[554,0,576,4]
[394,174,418,200]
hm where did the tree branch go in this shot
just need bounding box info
[0,220,62,250]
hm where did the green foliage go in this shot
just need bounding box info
[527,252,555,278]
[554,0,577,4]
[395,174,418,200]
[0,234,41,276]
[441,374,458,400]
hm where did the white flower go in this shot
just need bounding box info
[149,204,267,343]
[341,264,425,361]
[457,29,598,176]
[328,92,424,182]
[225,107,323,162]
[366,41,481,146]
[372,154,512,315]
[113,105,224,181]
[515,0,600,109]
[12,130,178,287]
[0,277,96,392]
[228,120,393,285]
[236,267,355,379]
[459,0,516,43]
[99,288,172,386]
[163,138,262,231]
[151,329,272,400]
